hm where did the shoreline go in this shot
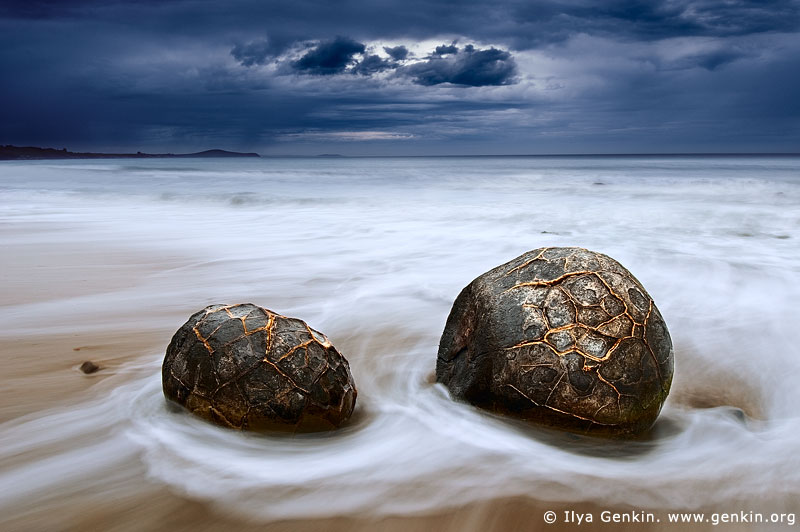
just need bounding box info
[2,160,798,531]
[2,146,799,161]
[0,231,779,532]
[0,227,678,531]
[0,146,260,160]
[0,222,189,422]
[3,490,758,532]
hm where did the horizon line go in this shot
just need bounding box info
[278,152,800,158]
[3,144,800,160]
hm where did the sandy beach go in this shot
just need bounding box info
[2,156,799,531]
[0,228,672,532]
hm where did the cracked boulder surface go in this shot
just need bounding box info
[437,247,673,437]
[163,303,357,432]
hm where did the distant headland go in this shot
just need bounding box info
[0,145,260,160]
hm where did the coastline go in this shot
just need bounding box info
[0,226,647,532]
[0,222,778,532]
[0,146,260,160]
[2,157,798,531]
[3,145,798,161]
[0,222,188,421]
[1,490,750,532]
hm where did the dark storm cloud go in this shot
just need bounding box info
[383,45,409,61]
[0,0,103,18]
[352,54,395,75]
[405,47,517,86]
[1,0,799,154]
[292,36,366,75]
[6,1,798,50]
[505,0,800,48]
[656,0,800,35]
[682,49,748,71]
[230,33,517,85]
[231,39,274,67]
[433,43,459,55]
[231,34,299,67]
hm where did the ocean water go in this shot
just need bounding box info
[1,156,799,523]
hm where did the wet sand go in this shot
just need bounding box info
[0,227,780,532]
[2,490,754,532]
[3,156,799,531]
[0,233,600,531]
[0,224,184,422]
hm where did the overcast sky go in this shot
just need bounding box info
[1,0,799,155]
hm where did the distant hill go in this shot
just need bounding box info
[0,145,260,160]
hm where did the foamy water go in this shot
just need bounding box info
[1,156,799,523]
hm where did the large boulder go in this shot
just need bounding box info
[163,304,357,432]
[437,247,673,436]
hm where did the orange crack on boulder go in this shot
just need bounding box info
[162,303,357,433]
[437,247,673,437]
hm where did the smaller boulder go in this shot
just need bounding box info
[162,304,357,432]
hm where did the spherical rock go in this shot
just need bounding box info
[437,247,673,437]
[163,303,357,432]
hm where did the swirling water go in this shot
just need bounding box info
[1,156,799,524]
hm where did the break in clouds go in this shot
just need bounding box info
[232,36,518,87]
